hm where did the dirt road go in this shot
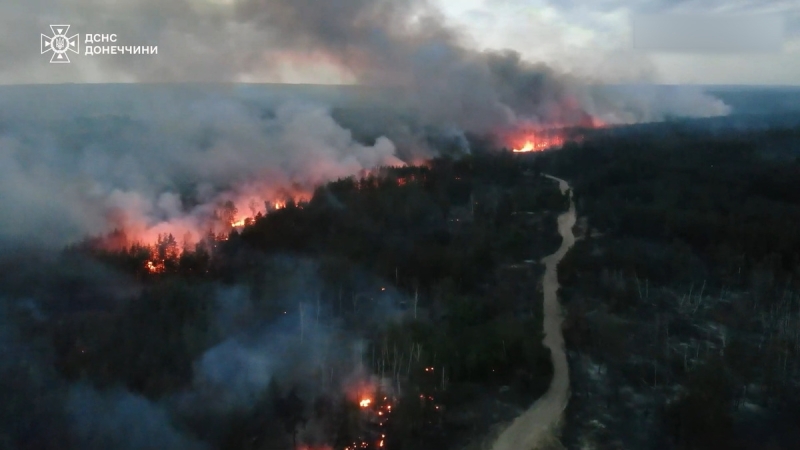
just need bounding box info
[490,175,576,450]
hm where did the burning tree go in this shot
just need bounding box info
[142,233,181,273]
[218,200,238,228]
[498,119,605,153]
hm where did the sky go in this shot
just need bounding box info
[435,0,800,85]
[1,0,798,85]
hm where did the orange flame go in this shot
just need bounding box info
[145,260,162,273]
[359,398,372,408]
[505,118,606,153]
[511,131,565,153]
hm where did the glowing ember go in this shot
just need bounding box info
[359,398,372,408]
[145,260,161,273]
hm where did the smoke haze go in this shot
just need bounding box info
[0,0,739,247]
[0,252,404,449]
[0,80,730,249]
[0,84,411,248]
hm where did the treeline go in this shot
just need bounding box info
[548,125,800,286]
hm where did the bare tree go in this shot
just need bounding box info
[299,302,305,343]
[413,288,419,320]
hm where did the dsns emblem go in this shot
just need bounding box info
[41,25,80,63]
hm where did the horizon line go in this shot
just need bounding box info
[0,82,799,89]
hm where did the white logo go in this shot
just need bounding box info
[41,25,79,63]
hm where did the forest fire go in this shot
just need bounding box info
[89,165,428,277]
[512,135,565,153]
[504,117,606,153]
[99,162,429,270]
[228,198,294,231]
[343,395,395,450]
[83,191,311,276]
[145,260,162,274]
[337,378,396,450]
[509,128,567,153]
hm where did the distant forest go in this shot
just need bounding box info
[539,120,800,449]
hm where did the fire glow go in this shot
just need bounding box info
[229,200,288,229]
[510,129,566,153]
[337,379,396,450]
[94,165,427,276]
[505,118,605,153]
[130,194,308,274]
[107,166,434,275]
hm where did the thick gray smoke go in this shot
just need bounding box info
[0,84,409,248]
[4,0,730,128]
[0,0,736,247]
[0,81,729,250]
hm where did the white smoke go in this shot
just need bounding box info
[0,85,407,248]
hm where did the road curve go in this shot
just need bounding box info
[490,174,576,450]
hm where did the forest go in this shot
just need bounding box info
[538,119,800,449]
[4,115,798,450]
[0,149,569,450]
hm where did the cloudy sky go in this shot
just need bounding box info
[1,0,798,85]
[436,0,800,85]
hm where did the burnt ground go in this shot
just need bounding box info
[558,235,800,450]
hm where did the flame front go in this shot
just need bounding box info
[505,118,605,153]
[511,131,566,153]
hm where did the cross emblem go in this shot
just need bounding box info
[41,25,80,63]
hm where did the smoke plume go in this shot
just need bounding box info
[5,0,731,125]
[0,0,737,247]
[0,84,411,248]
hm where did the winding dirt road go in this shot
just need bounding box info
[490,175,576,450]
